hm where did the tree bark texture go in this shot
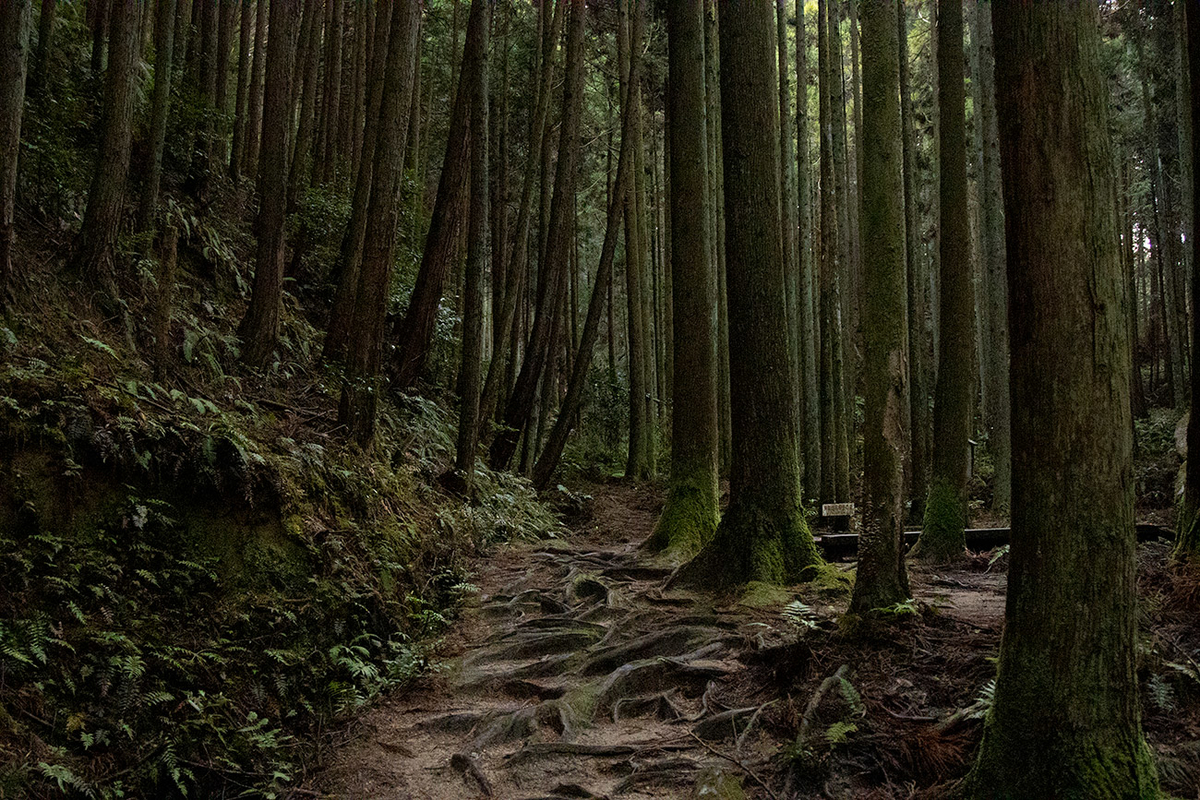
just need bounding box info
[0,0,31,307]
[138,0,178,233]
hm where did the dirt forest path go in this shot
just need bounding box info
[314,483,1009,800]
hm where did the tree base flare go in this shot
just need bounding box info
[913,479,967,562]
[644,478,718,558]
[673,501,822,591]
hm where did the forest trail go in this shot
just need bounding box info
[314,484,1008,800]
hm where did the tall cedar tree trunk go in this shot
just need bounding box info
[968,3,1162,794]
[137,0,177,232]
[777,0,801,491]
[288,0,322,202]
[30,0,53,96]
[71,0,138,299]
[324,0,394,363]
[390,2,479,389]
[644,0,718,554]
[976,0,1009,512]
[621,0,652,479]
[490,0,585,471]
[846,0,863,421]
[237,0,297,368]
[797,0,821,503]
[917,0,973,561]
[530,2,641,490]
[0,0,30,308]
[900,0,929,522]
[453,0,490,479]
[1179,2,1200,557]
[229,0,254,179]
[317,0,344,186]
[338,0,420,444]
[244,0,267,178]
[850,0,910,616]
[676,0,821,591]
[479,0,563,429]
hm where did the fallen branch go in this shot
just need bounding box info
[735,700,777,755]
[798,664,848,746]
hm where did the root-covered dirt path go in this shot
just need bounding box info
[312,483,1029,799]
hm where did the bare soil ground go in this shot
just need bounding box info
[312,482,1200,800]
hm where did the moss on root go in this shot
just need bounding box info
[673,501,823,592]
[913,478,967,562]
[643,475,719,558]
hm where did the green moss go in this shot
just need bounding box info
[914,478,967,561]
[675,501,824,591]
[738,581,795,609]
[644,475,719,558]
[691,769,746,799]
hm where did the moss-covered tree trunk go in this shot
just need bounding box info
[646,0,718,556]
[0,0,30,308]
[1179,1,1200,558]
[676,0,821,592]
[916,0,972,562]
[967,3,1161,795]
[850,0,910,616]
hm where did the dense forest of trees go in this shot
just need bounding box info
[1,0,1198,796]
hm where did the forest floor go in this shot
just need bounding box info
[311,482,1200,800]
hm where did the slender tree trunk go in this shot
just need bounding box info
[30,0,52,96]
[705,0,731,475]
[229,0,254,179]
[338,0,420,444]
[317,0,344,186]
[828,0,851,504]
[244,0,267,178]
[677,0,821,590]
[644,0,717,554]
[489,0,586,471]
[288,0,322,201]
[454,0,490,481]
[0,0,30,308]
[138,0,178,233]
[900,0,928,523]
[851,0,910,616]
[237,0,298,368]
[797,0,821,504]
[976,0,1009,513]
[968,4,1161,794]
[1179,2,1200,557]
[71,0,138,299]
[917,0,974,561]
[777,0,801,490]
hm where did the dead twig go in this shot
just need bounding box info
[688,731,780,800]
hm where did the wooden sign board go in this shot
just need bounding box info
[821,503,855,517]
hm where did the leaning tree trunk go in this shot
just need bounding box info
[968,3,1161,795]
[71,0,138,300]
[644,0,718,555]
[850,0,910,616]
[676,0,821,591]
[917,0,973,561]
[237,0,298,368]
[0,0,31,308]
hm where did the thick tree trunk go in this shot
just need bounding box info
[917,0,973,561]
[850,0,910,616]
[137,0,178,233]
[337,0,420,445]
[237,0,297,368]
[0,0,31,307]
[644,0,718,555]
[71,0,138,298]
[968,4,1161,794]
[453,0,490,480]
[676,0,821,590]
